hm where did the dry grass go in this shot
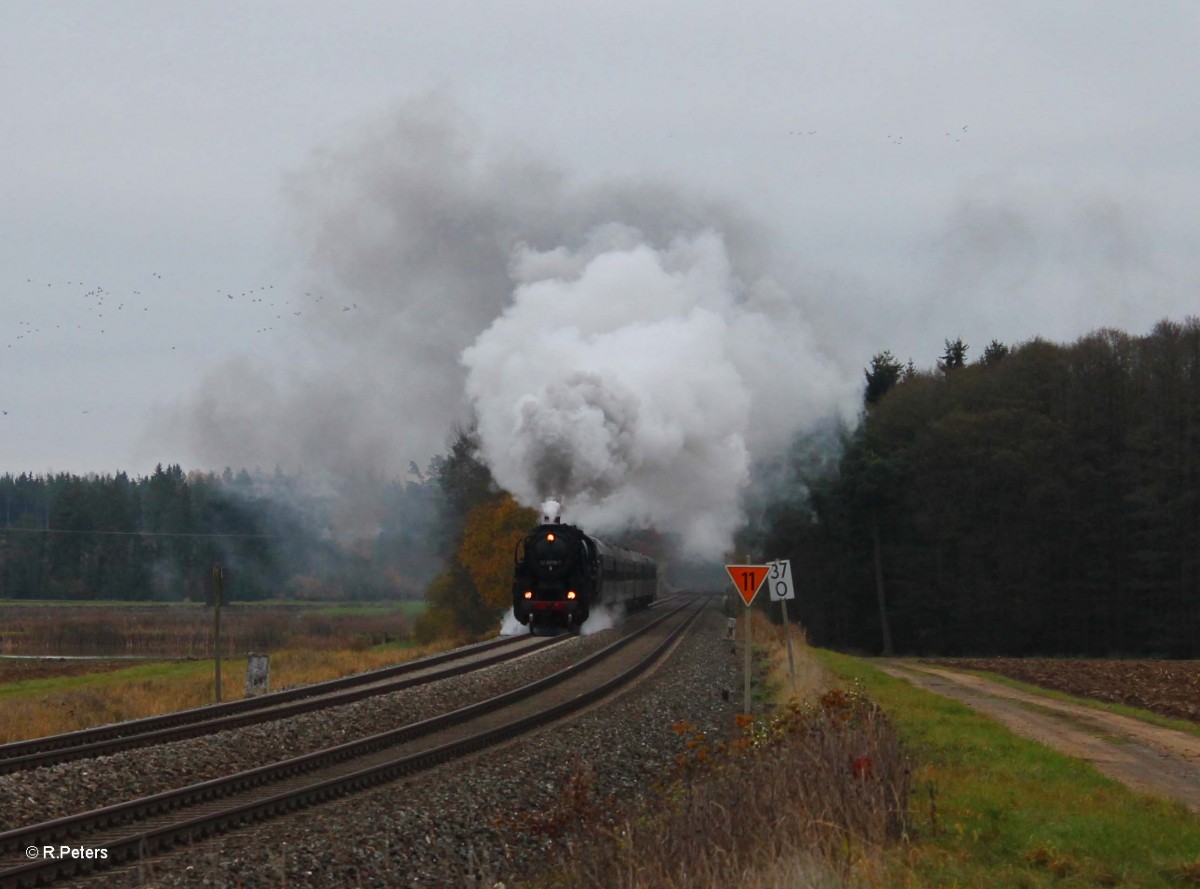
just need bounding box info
[0,641,454,744]
[266,640,453,688]
[758,609,835,701]
[528,612,909,889]
[549,689,909,889]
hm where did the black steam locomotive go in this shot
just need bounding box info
[512,520,657,632]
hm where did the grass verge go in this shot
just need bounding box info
[816,649,1200,888]
[0,641,454,743]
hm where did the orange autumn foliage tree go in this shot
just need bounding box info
[457,495,538,611]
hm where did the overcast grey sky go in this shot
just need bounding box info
[3,1,1197,477]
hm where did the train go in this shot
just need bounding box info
[511,518,657,633]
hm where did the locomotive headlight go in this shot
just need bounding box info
[524,591,533,599]
[566,590,577,600]
[546,533,556,542]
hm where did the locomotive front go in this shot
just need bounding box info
[512,522,595,631]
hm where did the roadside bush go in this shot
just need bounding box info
[412,607,465,646]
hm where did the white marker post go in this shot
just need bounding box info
[768,559,796,685]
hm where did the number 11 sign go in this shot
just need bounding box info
[724,564,770,606]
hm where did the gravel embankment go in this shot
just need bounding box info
[1,626,627,831]
[66,606,738,888]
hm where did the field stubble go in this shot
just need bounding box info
[922,657,1200,724]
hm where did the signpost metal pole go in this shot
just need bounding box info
[769,559,797,686]
[725,561,769,716]
[779,597,795,685]
[744,610,753,712]
[744,555,752,714]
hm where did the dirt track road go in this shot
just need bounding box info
[878,661,1200,813]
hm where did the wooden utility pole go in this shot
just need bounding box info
[212,563,225,702]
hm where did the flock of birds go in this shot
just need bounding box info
[2,272,362,417]
[785,124,971,146]
[4,121,974,418]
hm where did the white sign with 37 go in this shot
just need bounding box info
[767,559,795,602]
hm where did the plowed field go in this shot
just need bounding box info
[920,658,1200,724]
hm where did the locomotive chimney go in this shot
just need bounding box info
[541,498,563,524]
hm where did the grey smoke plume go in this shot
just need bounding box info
[165,93,858,554]
[162,93,770,477]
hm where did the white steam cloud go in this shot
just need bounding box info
[579,604,622,636]
[499,608,530,636]
[464,226,856,555]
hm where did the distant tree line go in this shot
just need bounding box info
[760,318,1200,657]
[0,464,440,603]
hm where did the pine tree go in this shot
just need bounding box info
[938,337,968,372]
[980,339,1010,365]
[864,351,905,406]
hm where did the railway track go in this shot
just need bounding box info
[0,632,573,776]
[0,597,704,888]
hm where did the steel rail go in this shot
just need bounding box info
[0,634,569,775]
[0,597,705,888]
